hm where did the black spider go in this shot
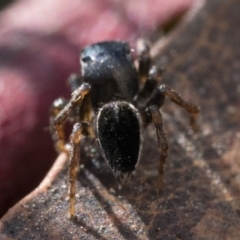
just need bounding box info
[50,40,199,219]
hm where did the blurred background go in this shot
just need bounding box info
[0,0,14,10]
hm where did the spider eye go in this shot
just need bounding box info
[81,56,92,63]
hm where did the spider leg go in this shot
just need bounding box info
[68,74,89,124]
[135,66,164,104]
[141,84,199,191]
[144,106,168,192]
[50,98,68,153]
[136,39,151,85]
[135,39,164,104]
[69,122,88,219]
[50,82,91,153]
[147,84,199,130]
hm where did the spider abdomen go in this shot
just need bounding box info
[95,101,143,183]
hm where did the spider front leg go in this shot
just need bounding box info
[69,122,89,219]
[49,82,91,153]
[50,98,68,153]
[50,82,91,219]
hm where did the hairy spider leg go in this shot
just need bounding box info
[136,39,151,85]
[69,122,89,219]
[143,83,199,191]
[135,40,164,105]
[135,66,164,103]
[50,82,91,219]
[50,83,91,154]
[150,84,200,130]
[149,106,168,192]
[50,98,68,153]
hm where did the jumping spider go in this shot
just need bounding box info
[50,40,199,219]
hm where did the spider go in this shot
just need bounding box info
[49,40,199,219]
